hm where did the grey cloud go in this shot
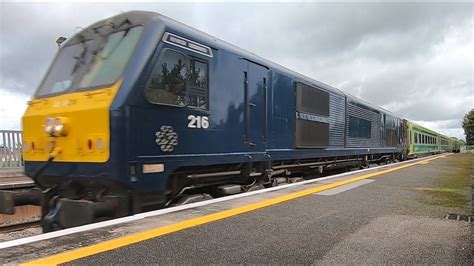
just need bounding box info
[393,99,470,121]
[230,3,472,61]
[0,2,473,139]
[434,119,464,130]
[0,4,109,95]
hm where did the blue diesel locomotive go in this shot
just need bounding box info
[1,11,409,231]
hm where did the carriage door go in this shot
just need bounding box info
[243,60,268,151]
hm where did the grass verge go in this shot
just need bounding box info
[418,153,472,212]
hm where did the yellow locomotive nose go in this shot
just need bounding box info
[22,81,121,163]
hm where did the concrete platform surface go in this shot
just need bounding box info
[0,153,471,264]
[0,175,34,189]
[0,168,33,189]
[0,168,24,178]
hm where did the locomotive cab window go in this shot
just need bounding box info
[36,26,144,97]
[145,49,209,110]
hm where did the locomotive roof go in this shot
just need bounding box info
[64,11,158,46]
[134,11,345,95]
[152,11,400,115]
[73,11,397,116]
[346,94,397,116]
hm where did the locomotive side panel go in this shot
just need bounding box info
[267,72,295,150]
[295,82,330,148]
[120,29,279,197]
[129,44,249,157]
[345,99,382,148]
[293,82,345,149]
[383,114,401,148]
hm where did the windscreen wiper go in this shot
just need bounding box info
[100,27,131,61]
[88,17,132,63]
[71,35,89,74]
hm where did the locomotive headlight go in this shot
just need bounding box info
[53,124,64,135]
[44,125,54,135]
[44,117,69,137]
[44,117,56,136]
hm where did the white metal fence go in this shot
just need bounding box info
[1,130,23,168]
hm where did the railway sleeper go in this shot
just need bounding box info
[0,189,42,215]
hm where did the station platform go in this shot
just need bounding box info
[0,153,471,264]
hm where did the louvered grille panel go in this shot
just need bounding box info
[295,120,329,148]
[296,83,329,116]
[328,94,345,147]
[346,102,382,148]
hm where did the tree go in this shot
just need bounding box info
[462,109,474,145]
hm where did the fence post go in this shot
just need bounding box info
[0,130,23,169]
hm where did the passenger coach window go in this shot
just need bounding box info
[145,49,209,110]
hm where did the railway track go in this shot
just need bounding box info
[0,220,41,233]
[0,185,42,235]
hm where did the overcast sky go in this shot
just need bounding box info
[0,2,472,140]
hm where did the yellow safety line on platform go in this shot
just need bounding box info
[21,153,451,266]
